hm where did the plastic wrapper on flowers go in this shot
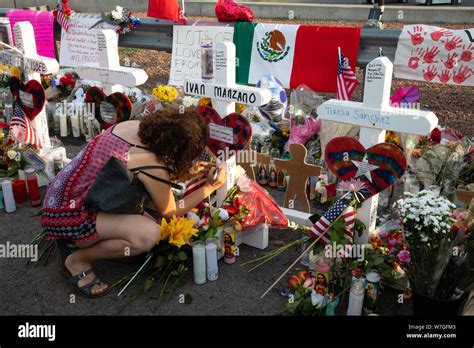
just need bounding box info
[235,172,288,229]
[215,0,254,23]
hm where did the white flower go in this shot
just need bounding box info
[182,96,199,108]
[7,150,17,160]
[15,153,21,162]
[187,212,201,227]
[111,7,123,20]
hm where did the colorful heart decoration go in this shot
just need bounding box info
[9,77,45,121]
[85,87,133,129]
[325,137,407,199]
[197,106,252,156]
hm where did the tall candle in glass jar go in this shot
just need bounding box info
[192,240,206,285]
[205,238,219,281]
[347,278,365,316]
[1,178,16,213]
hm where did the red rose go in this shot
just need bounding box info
[224,205,239,215]
[391,261,399,270]
[287,275,300,290]
[296,271,311,282]
[430,128,442,143]
[351,268,363,276]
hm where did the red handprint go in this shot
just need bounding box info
[442,52,458,69]
[407,25,426,46]
[453,65,473,84]
[423,46,440,64]
[460,43,473,62]
[408,47,425,69]
[430,28,453,42]
[444,36,463,51]
[438,69,451,84]
[423,65,438,82]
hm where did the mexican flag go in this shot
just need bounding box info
[233,22,361,93]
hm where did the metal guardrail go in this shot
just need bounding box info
[0,8,401,68]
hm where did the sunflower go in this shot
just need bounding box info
[159,215,198,248]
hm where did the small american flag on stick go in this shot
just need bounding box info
[337,47,359,101]
[7,101,41,149]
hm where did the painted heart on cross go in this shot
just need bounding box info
[197,106,252,156]
[9,77,45,120]
[85,87,133,129]
[325,136,407,199]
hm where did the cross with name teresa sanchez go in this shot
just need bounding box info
[317,56,438,244]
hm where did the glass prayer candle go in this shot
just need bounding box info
[192,240,206,285]
[25,168,41,207]
[1,178,16,213]
[205,238,219,281]
[12,179,27,204]
[347,278,365,316]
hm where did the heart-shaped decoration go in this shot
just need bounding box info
[9,77,45,121]
[85,87,133,129]
[325,137,407,199]
[198,106,252,156]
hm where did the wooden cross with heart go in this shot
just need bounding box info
[77,29,148,129]
[0,21,59,151]
[317,56,438,243]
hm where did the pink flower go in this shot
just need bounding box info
[397,250,411,264]
[389,247,397,255]
[378,231,388,238]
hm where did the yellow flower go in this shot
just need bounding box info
[11,67,20,79]
[198,97,212,107]
[159,215,198,248]
[152,85,178,103]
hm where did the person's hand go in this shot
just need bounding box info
[207,163,227,191]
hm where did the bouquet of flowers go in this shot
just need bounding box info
[107,6,141,34]
[349,228,411,290]
[396,190,459,298]
[409,127,469,190]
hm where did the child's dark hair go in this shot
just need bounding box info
[138,107,207,178]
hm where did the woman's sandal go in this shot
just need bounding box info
[59,264,110,299]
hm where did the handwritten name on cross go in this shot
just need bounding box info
[75,30,148,95]
[0,21,59,151]
[317,56,438,243]
[184,41,272,205]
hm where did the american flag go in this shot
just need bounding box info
[309,197,355,246]
[337,48,359,101]
[56,11,70,32]
[7,101,41,148]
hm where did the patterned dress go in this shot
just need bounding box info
[41,126,132,243]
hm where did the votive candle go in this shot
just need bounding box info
[205,238,219,281]
[12,179,27,204]
[192,240,206,285]
[1,179,16,213]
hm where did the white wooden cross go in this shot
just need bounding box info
[317,56,438,243]
[76,29,148,95]
[0,21,59,152]
[184,41,272,249]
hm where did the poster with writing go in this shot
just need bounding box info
[169,25,234,86]
[59,14,115,68]
[7,9,55,58]
[394,25,473,86]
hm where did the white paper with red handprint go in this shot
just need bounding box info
[395,25,474,86]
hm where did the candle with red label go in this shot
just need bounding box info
[25,168,41,207]
[12,179,27,204]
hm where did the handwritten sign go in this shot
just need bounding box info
[169,25,234,86]
[209,123,234,144]
[7,9,55,59]
[60,14,115,67]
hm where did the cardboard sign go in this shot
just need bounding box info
[169,25,234,86]
[60,14,115,67]
[7,9,55,59]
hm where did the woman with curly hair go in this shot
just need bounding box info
[41,107,227,298]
